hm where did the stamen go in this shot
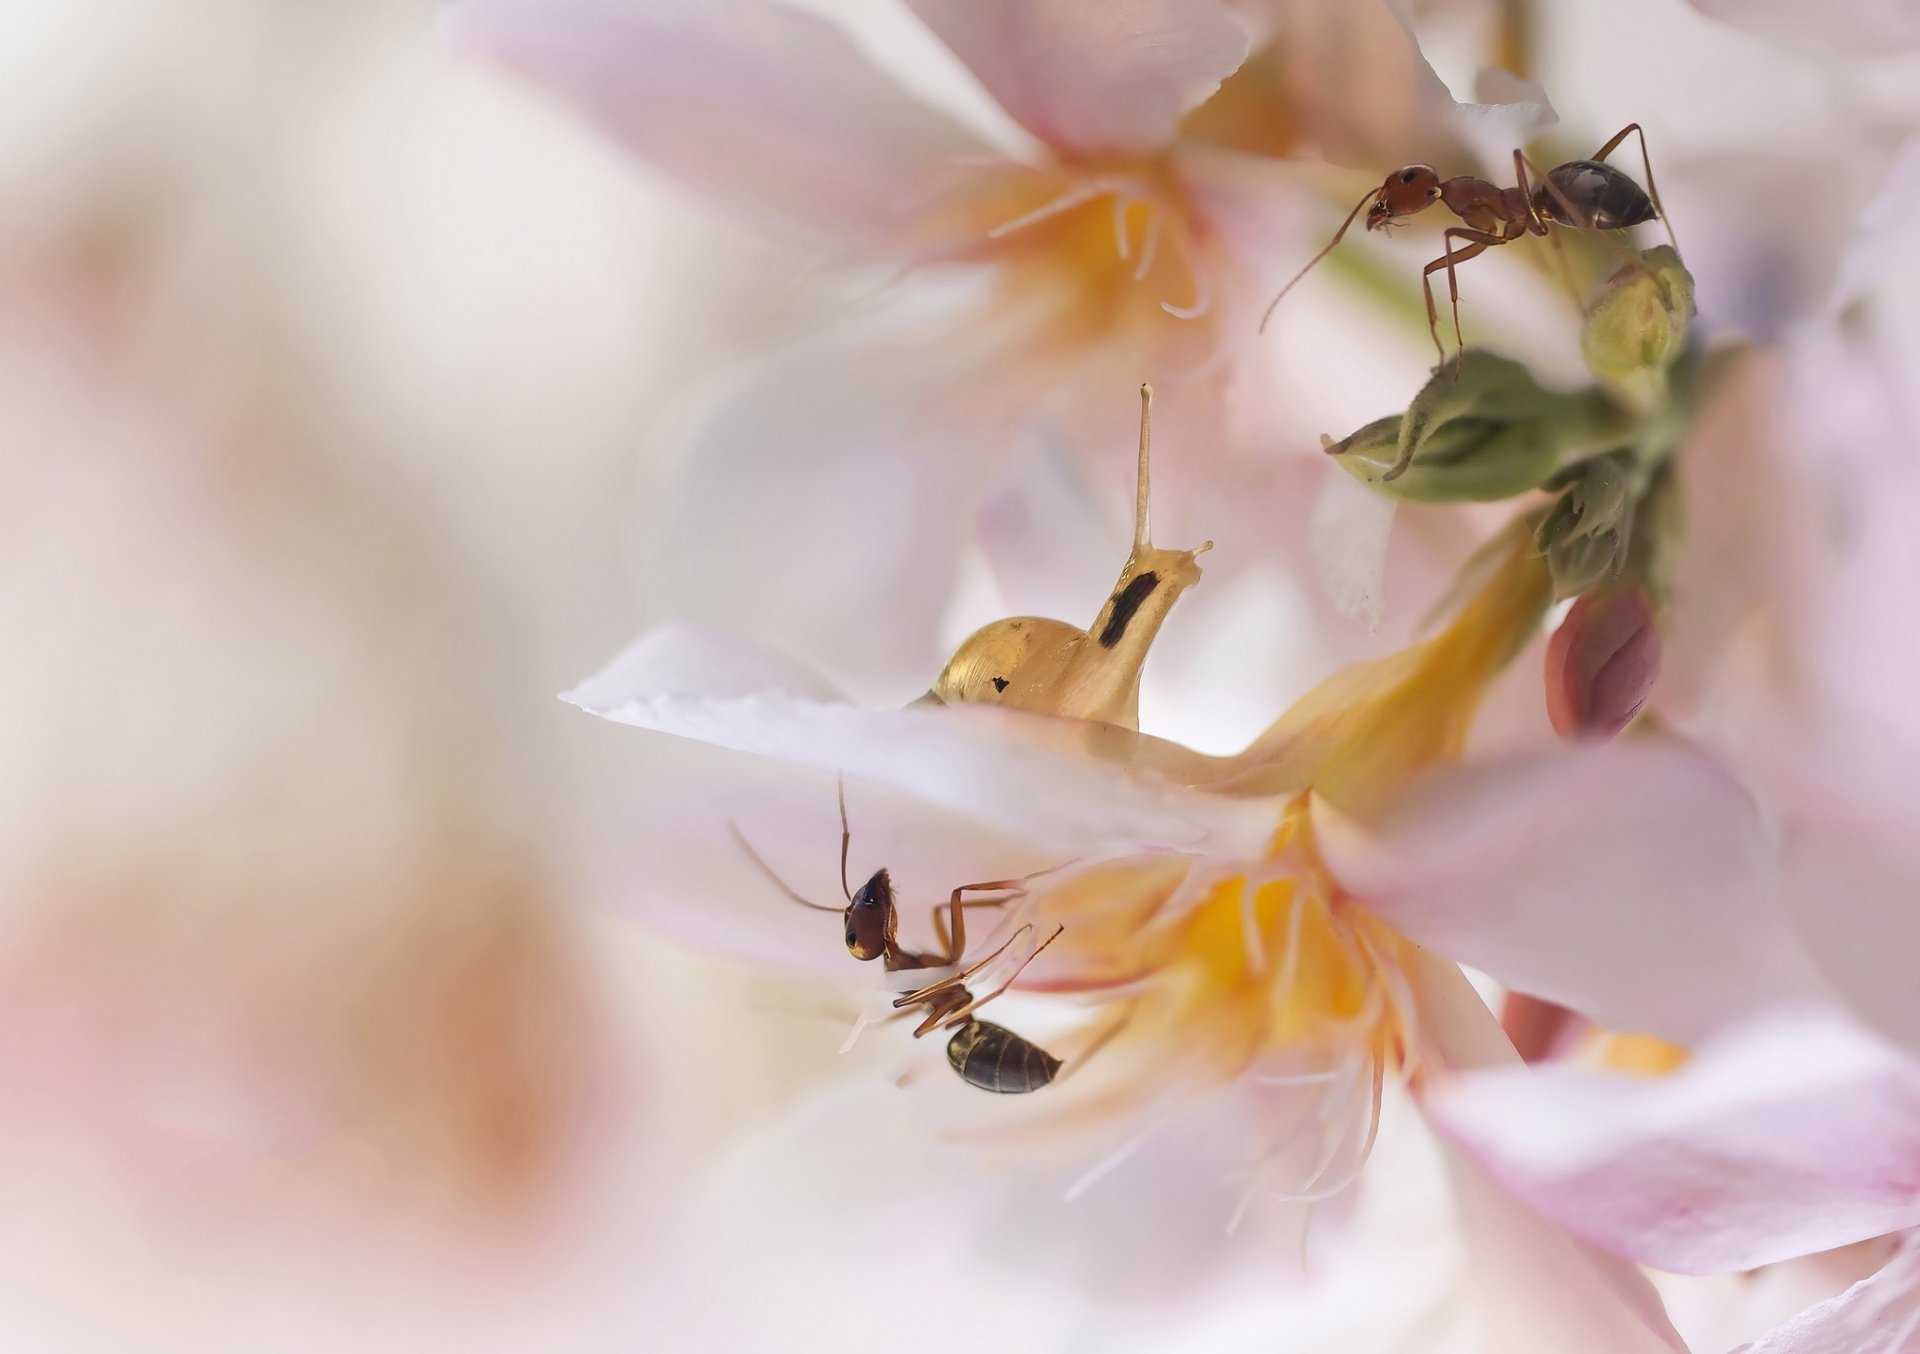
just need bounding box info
[838,1009,873,1055]
[987,179,1113,240]
[1063,1120,1163,1202]
[1132,208,1165,283]
[1239,878,1268,978]
[1111,193,1133,262]
[1161,269,1213,320]
[1158,220,1214,320]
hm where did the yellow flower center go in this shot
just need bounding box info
[1030,800,1410,1202]
[932,157,1229,375]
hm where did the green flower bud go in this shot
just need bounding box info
[1323,352,1627,504]
[1545,526,1624,600]
[1581,245,1696,410]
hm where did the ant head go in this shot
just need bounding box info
[844,868,895,961]
[1368,165,1442,230]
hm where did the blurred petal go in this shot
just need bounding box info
[640,320,1001,693]
[1319,740,1825,1044]
[1780,767,1920,1062]
[443,0,983,252]
[1430,1144,1688,1353]
[1430,1011,1920,1274]
[566,624,1282,856]
[1742,1242,1920,1354]
[1688,0,1920,57]
[907,0,1251,157]
[1266,0,1552,170]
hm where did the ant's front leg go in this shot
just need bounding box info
[930,882,1022,966]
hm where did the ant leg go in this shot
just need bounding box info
[930,883,1020,965]
[894,924,1035,1012]
[1421,230,1501,376]
[1526,146,1669,303]
[916,926,1066,1032]
[931,857,1081,962]
[1515,150,1586,310]
[1052,1001,1136,1086]
[1513,150,1551,236]
[1590,122,1676,252]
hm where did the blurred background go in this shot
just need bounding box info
[0,0,1910,1348]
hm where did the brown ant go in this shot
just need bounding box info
[730,782,1067,1094]
[1259,124,1676,373]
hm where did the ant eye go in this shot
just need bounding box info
[1399,168,1420,184]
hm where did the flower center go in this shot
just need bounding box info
[951,160,1225,375]
[1026,800,1410,1203]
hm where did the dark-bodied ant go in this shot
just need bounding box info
[1259,123,1676,374]
[730,783,1066,1094]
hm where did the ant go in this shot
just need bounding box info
[1259,123,1676,374]
[730,782,1067,1094]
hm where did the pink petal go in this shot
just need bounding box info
[565,624,1283,858]
[1780,764,1920,1063]
[1741,1242,1920,1354]
[1319,740,1826,1045]
[1430,1011,1920,1274]
[906,0,1250,157]
[1387,957,1686,1352]
[442,0,983,253]
[1433,1143,1689,1352]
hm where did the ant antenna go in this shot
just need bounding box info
[729,821,841,913]
[836,774,854,903]
[1259,186,1379,335]
[1135,384,1153,552]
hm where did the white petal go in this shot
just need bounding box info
[1742,1242,1920,1354]
[1688,0,1920,56]
[907,0,1251,157]
[1309,459,1397,632]
[566,624,1282,857]
[1430,1010,1920,1275]
[442,0,983,252]
[639,320,1004,695]
[1320,740,1826,1044]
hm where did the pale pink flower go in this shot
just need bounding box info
[564,526,1843,1347]
[442,0,1548,690]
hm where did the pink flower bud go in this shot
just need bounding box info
[1544,586,1660,740]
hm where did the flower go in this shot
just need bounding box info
[442,0,1550,688]
[564,506,1833,1346]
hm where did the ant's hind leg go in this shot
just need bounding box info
[1590,123,1676,252]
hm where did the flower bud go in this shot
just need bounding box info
[1581,245,1695,410]
[1544,585,1661,740]
[1324,352,1621,504]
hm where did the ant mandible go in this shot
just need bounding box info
[730,781,1067,1094]
[1259,123,1676,374]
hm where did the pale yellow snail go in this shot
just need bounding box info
[923,385,1211,729]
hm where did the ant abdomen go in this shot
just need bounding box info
[946,1018,1063,1094]
[1537,160,1656,231]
